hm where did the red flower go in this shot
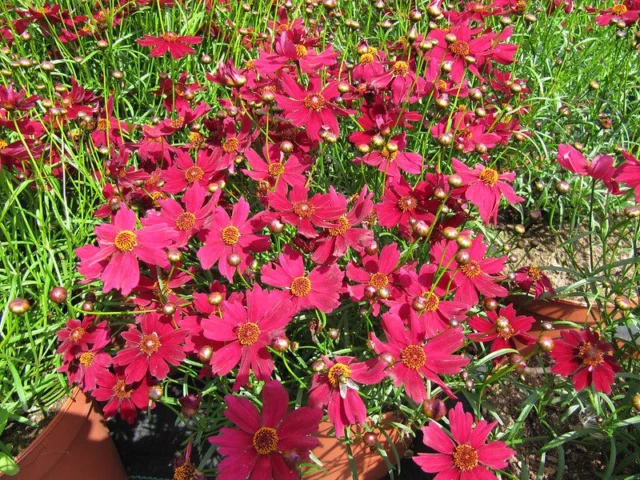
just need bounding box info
[595,1,640,26]
[114,312,187,383]
[308,355,386,437]
[557,144,619,193]
[370,314,468,402]
[414,402,516,479]
[274,75,352,142]
[360,132,422,177]
[431,235,508,305]
[550,329,621,394]
[76,206,177,296]
[452,159,523,224]
[56,317,107,360]
[60,344,112,393]
[209,380,323,479]
[243,148,307,189]
[137,32,202,59]
[469,304,536,357]
[374,176,435,234]
[311,186,373,264]
[370,59,424,104]
[93,371,154,424]
[267,185,345,238]
[203,286,294,390]
[162,149,217,195]
[616,150,640,203]
[197,197,270,283]
[261,246,344,313]
[513,266,555,298]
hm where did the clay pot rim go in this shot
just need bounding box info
[13,387,85,463]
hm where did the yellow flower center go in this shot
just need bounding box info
[460,260,481,279]
[0,139,8,150]
[579,342,604,367]
[436,80,448,91]
[527,266,542,281]
[268,162,285,177]
[612,3,628,14]
[113,379,132,399]
[237,322,261,345]
[253,427,279,455]
[329,216,350,236]
[175,212,197,231]
[221,225,241,246]
[303,94,326,112]
[292,201,315,218]
[114,230,138,252]
[327,363,352,389]
[173,463,197,480]
[171,117,185,129]
[369,272,389,290]
[290,276,312,297]
[184,166,204,183]
[161,32,179,42]
[189,132,205,149]
[79,352,95,366]
[398,195,417,212]
[479,168,499,186]
[295,44,308,58]
[139,333,162,355]
[450,41,471,56]
[401,344,426,370]
[381,148,398,161]
[392,61,409,77]
[359,53,375,64]
[453,444,479,471]
[69,327,85,342]
[422,292,440,312]
[97,118,109,131]
[223,137,239,153]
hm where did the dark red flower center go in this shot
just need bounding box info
[290,276,312,297]
[161,32,179,42]
[292,201,315,218]
[329,216,350,236]
[527,266,542,281]
[237,322,261,345]
[460,260,481,278]
[453,444,479,471]
[398,195,417,212]
[268,162,285,176]
[79,352,95,366]
[392,61,409,77]
[223,137,239,153]
[579,342,604,367]
[369,272,389,289]
[184,166,204,183]
[450,41,471,57]
[612,3,628,14]
[401,344,426,370]
[328,363,352,389]
[114,230,138,252]
[295,44,308,58]
[69,327,85,342]
[253,427,279,455]
[113,379,132,400]
[303,94,326,112]
[221,225,241,245]
[175,212,197,231]
[422,292,440,312]
[139,333,162,355]
[479,168,499,186]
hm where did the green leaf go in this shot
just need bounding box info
[0,451,19,476]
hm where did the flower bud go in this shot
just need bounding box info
[422,397,447,420]
[167,249,183,264]
[378,351,395,366]
[179,394,201,418]
[312,359,325,372]
[614,296,633,311]
[448,174,463,187]
[328,328,340,341]
[455,251,471,265]
[197,345,214,362]
[365,241,379,256]
[9,298,30,314]
[148,385,163,401]
[539,336,554,352]
[271,336,290,352]
[162,303,176,315]
[49,286,68,304]
[227,253,242,267]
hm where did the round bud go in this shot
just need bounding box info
[377,287,391,300]
[456,235,472,249]
[81,301,94,312]
[589,80,600,90]
[371,135,385,147]
[435,95,450,109]
[208,292,224,305]
[97,39,109,49]
[271,336,290,352]
[444,33,457,43]
[465,379,475,390]
[409,10,423,22]
[614,295,632,311]
[448,174,463,188]
[378,351,395,366]
[442,227,458,241]
[227,253,242,267]
[365,241,379,256]
[437,133,453,146]
[328,328,340,341]
[148,385,164,401]
[496,316,510,329]
[422,398,447,420]
[312,359,325,372]
[624,206,640,218]
[280,141,294,153]
[261,91,275,103]
[434,188,447,200]
[200,54,212,64]
[357,144,371,154]
[364,286,377,299]
[427,5,442,16]
[167,250,183,264]
[633,393,640,411]
[269,219,285,234]
[197,345,214,362]
[9,298,30,314]
[337,82,350,94]
[539,336,554,352]
[49,286,68,304]
[290,341,300,352]
[524,13,537,23]
[449,319,460,328]
[441,61,453,73]
[412,296,427,312]
[363,432,377,446]
[514,224,526,234]
[455,251,471,265]
[413,220,429,237]
[469,88,483,101]
[484,298,498,311]
[323,0,337,10]
[386,141,399,153]
[555,180,571,194]
[162,303,176,315]
[507,272,516,281]
[475,107,487,117]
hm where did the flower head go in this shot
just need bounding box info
[137,32,202,59]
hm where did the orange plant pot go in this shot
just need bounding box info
[2,388,126,480]
[305,413,407,480]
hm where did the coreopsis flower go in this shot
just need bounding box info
[197,197,270,282]
[394,264,469,337]
[261,246,344,313]
[242,148,307,188]
[75,206,177,296]
[56,317,108,360]
[60,343,112,392]
[203,287,294,390]
[370,59,424,104]
[469,304,536,356]
[346,243,403,316]
[137,32,202,59]
[0,83,39,111]
[162,149,218,194]
[209,380,323,479]
[452,159,524,224]
[93,370,154,424]
[360,132,422,177]
[594,1,640,26]
[154,71,204,112]
[91,96,129,148]
[550,329,622,394]
[144,184,218,248]
[209,116,258,172]
[374,176,435,233]
[311,186,373,264]
[615,151,640,203]
[274,75,352,142]
[267,184,345,238]
[173,443,206,480]
[308,355,386,437]
[352,44,386,83]
[431,235,508,306]
[414,402,516,479]
[513,265,555,298]
[370,313,468,402]
[113,312,187,383]
[557,144,619,193]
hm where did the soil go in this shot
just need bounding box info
[1,396,67,455]
[489,222,635,290]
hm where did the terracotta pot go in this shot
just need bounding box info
[2,388,126,480]
[304,413,407,480]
